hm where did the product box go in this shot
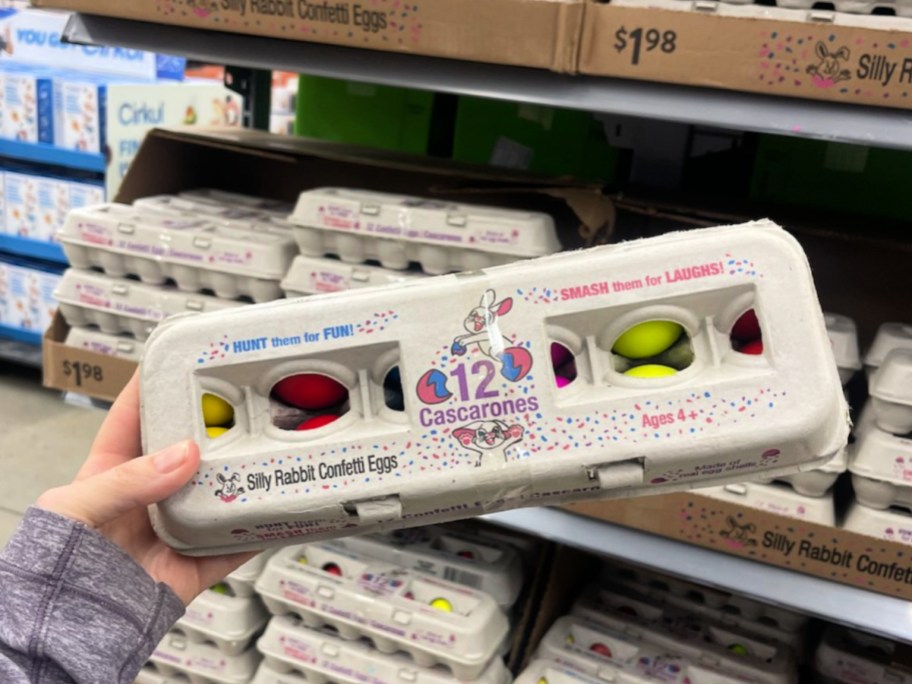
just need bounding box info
[578,0,912,111]
[0,65,54,143]
[4,169,105,243]
[31,0,584,73]
[3,171,37,238]
[0,257,60,334]
[42,127,614,403]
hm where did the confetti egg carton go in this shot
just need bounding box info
[600,563,807,632]
[175,587,269,656]
[281,255,428,298]
[849,426,912,511]
[253,543,510,679]
[215,550,277,598]
[825,313,862,386]
[868,349,912,435]
[135,665,186,684]
[756,444,847,497]
[180,188,294,215]
[669,0,912,15]
[148,629,262,684]
[571,584,798,682]
[535,616,765,684]
[58,204,297,302]
[815,625,912,684]
[64,326,145,361]
[134,194,295,229]
[55,269,245,341]
[514,659,610,684]
[863,322,912,381]
[256,614,512,684]
[842,500,912,546]
[288,188,562,274]
[699,481,836,526]
[141,221,848,554]
[328,524,524,609]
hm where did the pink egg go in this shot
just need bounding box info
[556,375,571,389]
[551,343,573,369]
[274,374,347,410]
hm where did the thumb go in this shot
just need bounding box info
[37,440,199,529]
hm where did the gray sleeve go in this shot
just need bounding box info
[0,507,185,683]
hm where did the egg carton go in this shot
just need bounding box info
[535,616,768,684]
[600,562,807,632]
[698,481,836,526]
[756,444,848,497]
[134,194,295,230]
[854,400,878,442]
[849,426,912,511]
[141,221,848,555]
[667,0,912,16]
[134,666,185,684]
[216,550,277,598]
[281,255,428,298]
[864,322,912,381]
[58,204,297,302]
[253,543,510,680]
[571,585,798,681]
[815,625,912,684]
[149,629,262,684]
[252,660,305,684]
[327,525,524,609]
[180,188,294,215]
[256,614,512,684]
[842,500,912,546]
[55,269,245,341]
[289,188,562,274]
[868,349,912,435]
[64,326,145,361]
[176,588,269,656]
[514,659,610,684]
[825,313,862,386]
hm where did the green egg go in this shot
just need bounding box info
[613,321,684,359]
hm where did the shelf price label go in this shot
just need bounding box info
[614,26,678,66]
[62,360,105,387]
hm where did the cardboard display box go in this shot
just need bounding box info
[580,0,912,111]
[566,493,912,601]
[31,0,583,73]
[42,126,614,401]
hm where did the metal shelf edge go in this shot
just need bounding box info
[0,139,106,174]
[0,235,68,265]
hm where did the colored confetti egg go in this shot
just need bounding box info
[206,426,230,439]
[624,364,678,378]
[732,309,761,342]
[296,414,340,431]
[729,643,749,656]
[739,339,764,355]
[613,321,683,359]
[202,393,233,426]
[551,342,573,368]
[457,550,475,560]
[210,582,231,595]
[430,597,453,612]
[590,643,612,658]
[274,374,348,410]
[322,562,343,577]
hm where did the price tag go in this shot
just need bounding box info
[614,26,678,66]
[62,360,105,387]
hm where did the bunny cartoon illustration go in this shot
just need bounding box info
[719,515,757,548]
[807,42,851,88]
[453,420,525,467]
[215,472,245,503]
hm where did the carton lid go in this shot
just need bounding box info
[864,322,912,369]
[870,350,912,405]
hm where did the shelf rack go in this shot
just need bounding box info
[0,139,106,174]
[0,235,68,265]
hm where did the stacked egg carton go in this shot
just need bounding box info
[699,312,860,526]
[814,624,912,684]
[843,322,912,545]
[54,189,301,363]
[518,562,803,684]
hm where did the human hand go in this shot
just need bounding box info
[35,371,254,604]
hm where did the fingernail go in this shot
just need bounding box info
[153,442,189,474]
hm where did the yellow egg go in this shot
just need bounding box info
[430,598,453,612]
[613,321,684,359]
[565,633,576,645]
[538,678,549,684]
[202,393,234,427]
[210,582,231,595]
[624,364,678,379]
[297,555,309,565]
[206,426,230,438]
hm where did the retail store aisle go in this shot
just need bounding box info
[0,367,106,546]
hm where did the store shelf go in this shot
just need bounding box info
[63,13,912,150]
[0,139,106,174]
[485,507,912,643]
[0,235,68,265]
[0,326,42,368]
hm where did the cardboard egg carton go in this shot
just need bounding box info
[756,445,847,497]
[176,588,269,656]
[601,563,807,632]
[253,544,510,680]
[140,221,848,555]
[672,0,912,16]
[134,666,185,684]
[149,630,262,684]
[825,313,862,386]
[180,188,294,215]
[699,481,836,526]
[55,269,245,341]
[289,188,562,274]
[58,204,297,302]
[849,426,912,511]
[64,326,145,361]
[134,194,294,230]
[514,659,608,684]
[868,350,912,435]
[535,616,768,684]
[281,255,428,298]
[328,525,524,609]
[842,500,912,546]
[256,614,512,684]
[252,661,307,684]
[815,625,912,684]
[571,585,798,681]
[217,551,277,599]
[864,322,912,381]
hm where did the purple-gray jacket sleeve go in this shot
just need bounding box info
[0,507,185,683]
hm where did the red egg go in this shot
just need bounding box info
[739,339,764,355]
[457,550,475,560]
[274,374,348,410]
[296,414,340,431]
[322,562,343,576]
[590,643,612,658]
[731,310,761,342]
